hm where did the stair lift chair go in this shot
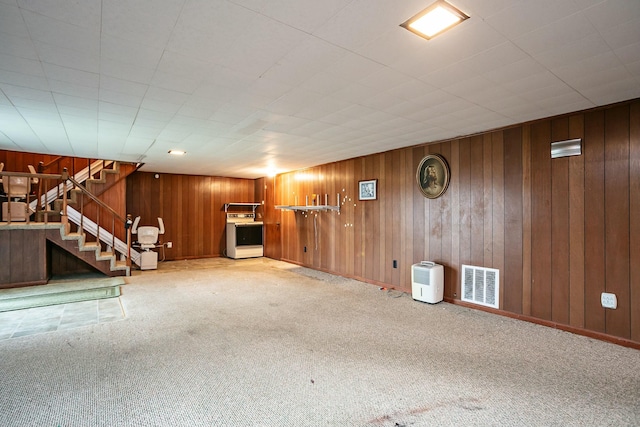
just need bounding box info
[131,216,165,270]
[0,163,34,222]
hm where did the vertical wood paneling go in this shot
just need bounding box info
[0,229,47,286]
[584,110,606,333]
[491,132,505,308]
[530,121,552,320]
[449,140,460,299]
[391,150,402,286]
[568,114,585,328]
[0,230,10,284]
[440,142,452,294]
[630,102,640,342]
[458,139,471,266]
[429,144,442,264]
[551,118,570,325]
[503,127,523,313]
[522,125,532,316]
[483,134,493,267]
[469,136,484,265]
[401,148,413,288]
[99,99,640,344]
[604,105,631,338]
[126,172,255,260]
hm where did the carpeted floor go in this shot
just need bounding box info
[0,257,639,426]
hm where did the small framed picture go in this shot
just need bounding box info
[358,179,377,200]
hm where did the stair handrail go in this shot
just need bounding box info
[62,169,132,270]
[1,170,63,224]
[31,159,115,210]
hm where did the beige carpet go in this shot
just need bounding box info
[0,257,638,426]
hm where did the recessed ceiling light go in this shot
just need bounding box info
[401,0,469,40]
[168,150,186,155]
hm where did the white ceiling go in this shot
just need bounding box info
[1,0,639,178]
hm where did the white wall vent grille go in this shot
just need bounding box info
[461,264,499,309]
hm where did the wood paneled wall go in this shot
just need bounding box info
[126,172,256,259]
[0,228,48,288]
[267,99,640,344]
[0,150,104,176]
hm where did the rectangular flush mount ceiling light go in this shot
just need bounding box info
[401,0,469,40]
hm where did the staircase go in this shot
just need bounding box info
[46,223,130,277]
[26,159,141,277]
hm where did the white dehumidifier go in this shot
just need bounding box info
[411,261,444,304]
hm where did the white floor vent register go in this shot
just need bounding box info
[411,262,444,304]
[461,264,499,309]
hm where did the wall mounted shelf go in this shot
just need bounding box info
[224,202,261,213]
[275,194,340,213]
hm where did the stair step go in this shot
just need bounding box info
[0,278,124,312]
[114,260,129,270]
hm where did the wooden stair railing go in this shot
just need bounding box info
[62,169,132,271]
[1,168,133,276]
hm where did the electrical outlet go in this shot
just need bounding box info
[393,260,398,268]
[167,242,173,248]
[304,246,307,253]
[601,292,617,309]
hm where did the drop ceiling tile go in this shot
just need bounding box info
[600,16,640,50]
[98,110,136,127]
[262,37,346,86]
[100,76,148,97]
[531,32,611,70]
[1,84,52,102]
[0,3,29,37]
[101,34,164,68]
[49,80,99,99]
[127,126,162,140]
[0,70,49,91]
[101,58,155,85]
[42,63,99,88]
[99,89,143,109]
[56,104,98,119]
[145,86,190,105]
[314,0,415,51]
[135,108,175,123]
[535,91,593,115]
[34,41,99,73]
[581,77,640,105]
[18,0,101,28]
[21,9,99,52]
[486,0,582,39]
[0,33,38,60]
[261,0,352,33]
[166,22,241,62]
[514,12,596,56]
[140,97,183,117]
[582,0,640,32]
[52,93,98,110]
[421,63,474,89]
[482,57,547,85]
[0,52,45,76]
[429,18,506,65]
[458,42,529,75]
[101,0,184,48]
[98,102,137,119]
[267,89,324,116]
[553,51,626,86]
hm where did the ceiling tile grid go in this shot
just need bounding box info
[0,0,639,177]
